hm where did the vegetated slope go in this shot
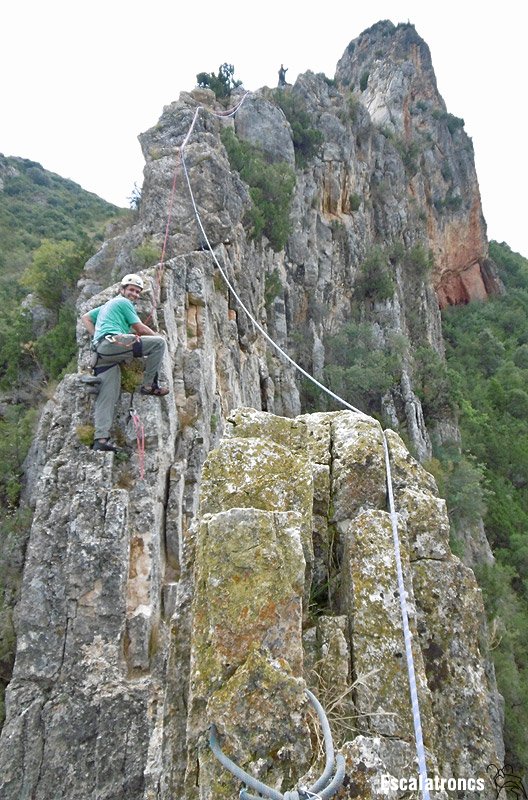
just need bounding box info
[442,241,528,769]
[0,154,125,280]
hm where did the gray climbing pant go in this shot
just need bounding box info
[93,334,166,440]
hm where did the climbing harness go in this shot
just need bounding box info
[209,689,345,799]
[164,97,431,798]
[94,333,143,356]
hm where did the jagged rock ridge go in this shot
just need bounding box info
[0,20,505,799]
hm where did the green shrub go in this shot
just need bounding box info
[439,448,489,526]
[354,247,395,302]
[489,241,528,290]
[394,138,421,175]
[347,93,361,122]
[0,406,38,507]
[359,71,369,91]
[0,307,33,388]
[32,306,78,380]
[271,92,323,167]
[120,360,144,394]
[322,322,405,414]
[196,63,242,99]
[76,424,95,447]
[403,243,434,278]
[446,113,465,134]
[349,193,361,212]
[388,241,405,261]
[26,166,51,186]
[221,128,295,251]
[21,238,93,313]
[264,268,282,310]
[432,109,465,134]
[434,192,463,214]
[506,387,528,419]
[412,345,457,418]
[378,126,394,141]
[317,73,336,88]
[132,239,161,267]
[440,162,453,182]
[513,343,528,369]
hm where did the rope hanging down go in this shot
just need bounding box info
[129,405,145,481]
[165,98,431,799]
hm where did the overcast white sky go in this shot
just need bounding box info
[2,1,527,256]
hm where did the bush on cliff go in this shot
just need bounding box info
[271,91,324,167]
[221,127,295,251]
[196,63,242,99]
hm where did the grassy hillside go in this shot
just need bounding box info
[0,154,125,282]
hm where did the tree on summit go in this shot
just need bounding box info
[196,63,242,99]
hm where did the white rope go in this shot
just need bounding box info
[180,128,363,416]
[383,437,430,800]
[178,100,430,799]
[180,92,251,153]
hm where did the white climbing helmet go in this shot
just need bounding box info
[120,273,144,291]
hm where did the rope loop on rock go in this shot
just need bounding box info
[209,688,344,800]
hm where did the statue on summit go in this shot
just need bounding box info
[278,64,288,87]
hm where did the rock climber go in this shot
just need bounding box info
[278,64,288,87]
[80,273,169,452]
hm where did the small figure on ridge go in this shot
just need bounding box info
[278,64,288,87]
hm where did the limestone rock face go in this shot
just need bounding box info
[234,94,296,167]
[1,19,506,800]
[184,409,503,799]
[335,21,501,308]
[1,394,503,798]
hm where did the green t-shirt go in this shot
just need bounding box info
[89,296,141,343]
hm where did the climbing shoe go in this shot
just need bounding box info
[92,439,119,452]
[140,384,170,397]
